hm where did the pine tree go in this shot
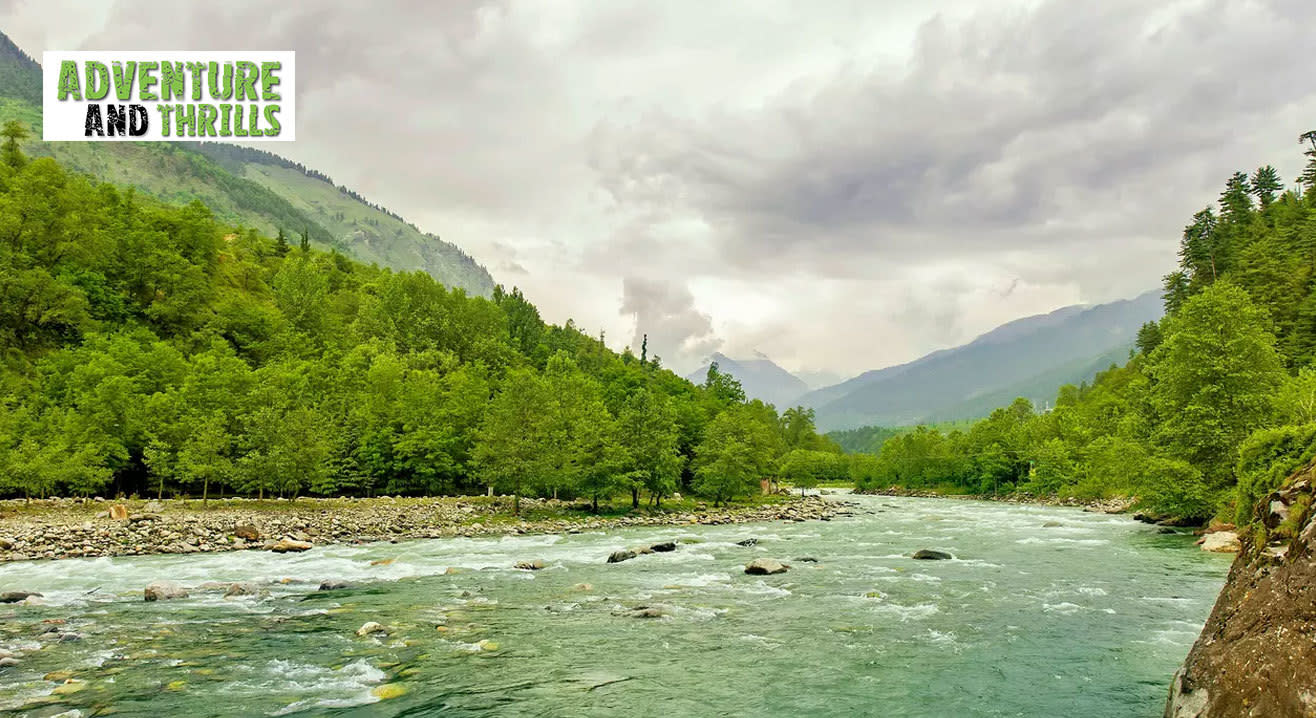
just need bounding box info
[1250,165,1283,209]
[275,227,289,256]
[299,227,310,252]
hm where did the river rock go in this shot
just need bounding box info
[912,549,953,560]
[649,541,677,553]
[109,504,129,521]
[0,657,19,668]
[318,580,351,591]
[735,538,758,547]
[1200,531,1241,553]
[233,524,261,541]
[356,621,388,636]
[607,549,637,564]
[144,581,188,602]
[616,606,666,618]
[223,582,259,597]
[270,538,313,553]
[0,591,41,603]
[515,559,546,570]
[745,558,789,575]
[573,583,593,592]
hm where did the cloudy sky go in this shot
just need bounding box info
[3,0,1313,378]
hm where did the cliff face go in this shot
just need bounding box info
[1165,470,1316,717]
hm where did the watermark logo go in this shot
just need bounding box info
[42,51,295,142]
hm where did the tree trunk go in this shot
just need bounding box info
[631,487,639,509]
[592,494,599,514]
[203,477,209,506]
[513,493,520,515]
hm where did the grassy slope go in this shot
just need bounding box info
[0,58,495,296]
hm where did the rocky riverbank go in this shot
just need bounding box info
[0,495,847,563]
[1164,468,1316,717]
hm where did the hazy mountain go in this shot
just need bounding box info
[686,352,810,408]
[801,290,1164,430]
[0,33,494,296]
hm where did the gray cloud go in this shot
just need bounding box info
[3,0,1313,375]
[620,277,721,370]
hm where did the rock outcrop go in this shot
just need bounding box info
[1165,471,1316,717]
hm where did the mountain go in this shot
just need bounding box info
[0,33,494,296]
[801,290,1164,430]
[686,352,810,408]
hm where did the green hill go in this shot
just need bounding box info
[0,34,494,296]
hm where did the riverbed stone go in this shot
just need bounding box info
[145,581,188,601]
[649,541,677,552]
[735,538,758,547]
[0,591,41,603]
[1200,531,1241,553]
[318,580,351,591]
[109,504,129,521]
[515,559,546,570]
[233,524,260,541]
[223,582,259,597]
[912,549,953,560]
[607,549,637,564]
[356,621,388,636]
[745,558,789,575]
[269,538,313,553]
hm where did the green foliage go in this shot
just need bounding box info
[0,155,830,505]
[694,404,782,506]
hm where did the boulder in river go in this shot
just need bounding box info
[735,538,758,547]
[0,657,19,668]
[607,549,637,564]
[356,621,388,636]
[515,559,546,570]
[1200,531,1241,553]
[0,591,41,603]
[912,549,953,560]
[745,558,789,575]
[318,580,351,591]
[649,541,677,553]
[144,581,188,602]
[223,582,259,597]
[269,538,313,553]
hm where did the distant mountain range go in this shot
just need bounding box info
[0,32,494,296]
[689,291,1162,431]
[801,290,1164,430]
[686,352,811,409]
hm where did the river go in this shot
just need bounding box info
[0,495,1231,717]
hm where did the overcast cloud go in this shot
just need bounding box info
[3,0,1313,376]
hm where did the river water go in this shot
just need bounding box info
[0,495,1231,717]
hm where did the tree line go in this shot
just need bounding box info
[0,123,842,509]
[854,135,1316,523]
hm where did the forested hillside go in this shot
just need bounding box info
[857,136,1316,524]
[0,135,837,506]
[0,33,494,296]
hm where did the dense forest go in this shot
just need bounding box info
[856,133,1316,523]
[0,121,842,508]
